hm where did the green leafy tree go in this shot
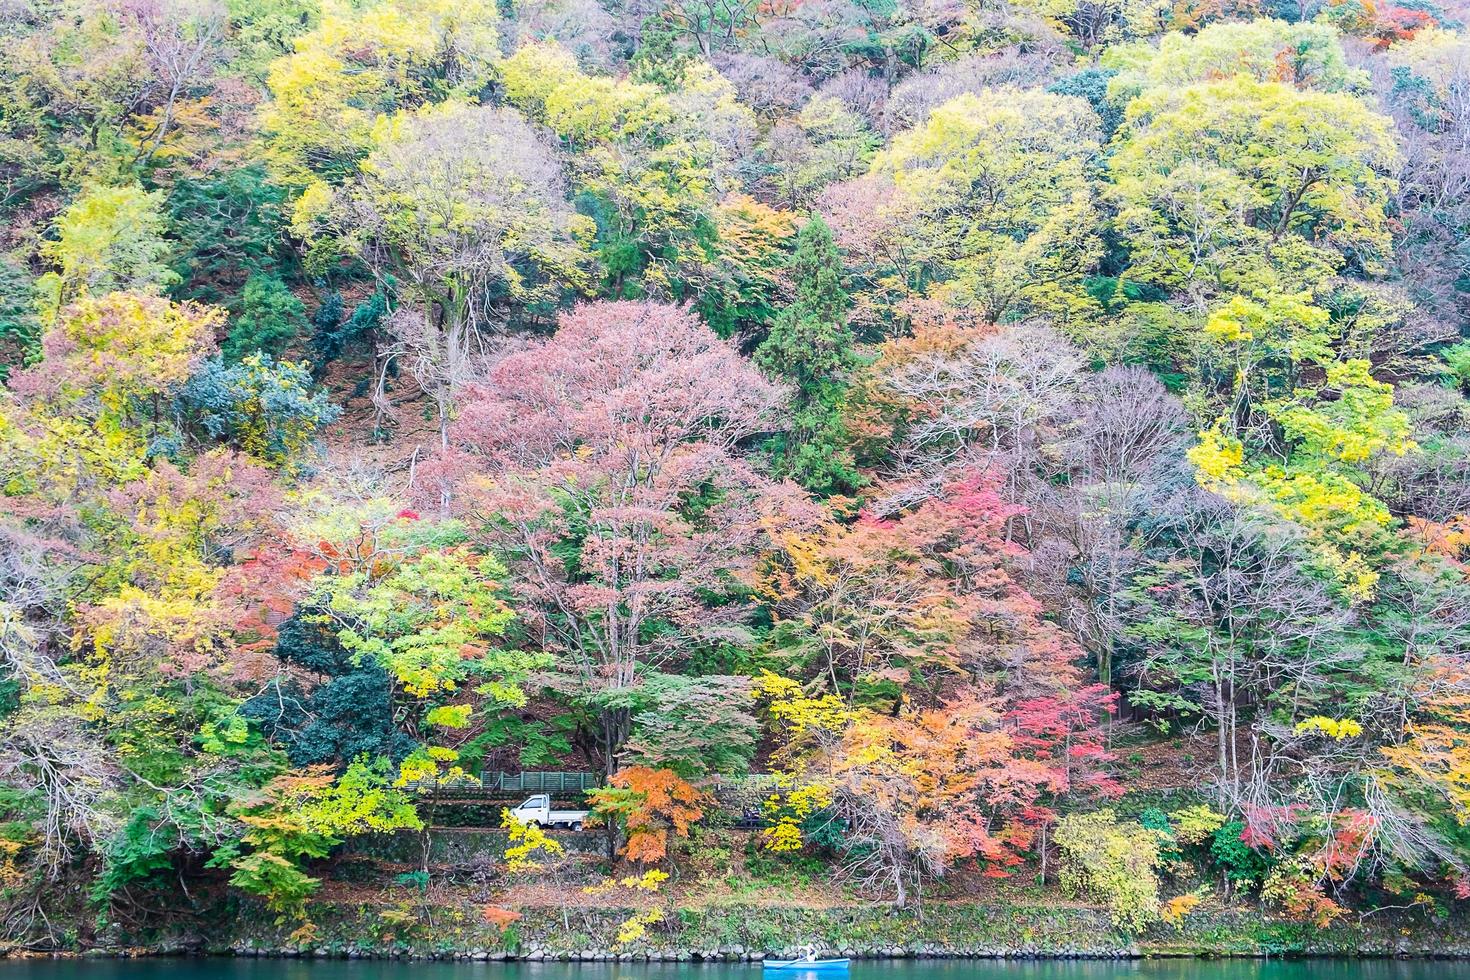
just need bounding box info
[239,612,417,768]
[257,0,502,185]
[168,166,291,306]
[616,674,760,779]
[872,89,1104,324]
[36,184,180,320]
[1108,75,1399,300]
[176,352,339,467]
[1210,820,1275,886]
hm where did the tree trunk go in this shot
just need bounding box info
[1213,660,1231,805]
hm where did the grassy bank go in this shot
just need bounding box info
[17,825,1470,960]
[70,897,1470,961]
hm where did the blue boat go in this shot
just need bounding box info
[763,958,851,971]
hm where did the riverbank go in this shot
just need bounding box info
[14,824,1470,961]
[57,898,1470,961]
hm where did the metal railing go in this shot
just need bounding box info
[483,770,600,793]
[416,770,778,799]
[413,770,601,796]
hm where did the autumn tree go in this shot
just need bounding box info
[1382,28,1470,322]
[258,0,503,185]
[298,101,592,443]
[758,471,1117,905]
[1055,810,1164,931]
[589,766,704,864]
[2,292,221,500]
[280,494,549,786]
[830,693,1060,906]
[0,297,304,912]
[758,673,1113,907]
[864,90,1103,325]
[1103,20,1367,104]
[863,320,1088,500]
[212,759,421,918]
[1108,75,1398,304]
[498,42,756,298]
[0,0,229,193]
[1120,492,1357,804]
[36,184,179,320]
[436,300,790,773]
[764,95,879,209]
[696,194,797,339]
[1028,366,1190,690]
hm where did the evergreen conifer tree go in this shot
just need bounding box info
[757,216,864,497]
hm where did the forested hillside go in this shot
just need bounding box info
[3,0,1470,950]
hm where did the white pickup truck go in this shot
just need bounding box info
[508,794,589,830]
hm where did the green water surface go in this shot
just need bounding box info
[1,961,1467,980]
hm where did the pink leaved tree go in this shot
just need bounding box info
[423,300,804,773]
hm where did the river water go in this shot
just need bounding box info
[2,961,1469,980]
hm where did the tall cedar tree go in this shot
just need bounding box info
[757,217,864,497]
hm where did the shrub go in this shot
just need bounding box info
[1055,809,1164,932]
[1171,805,1227,846]
[177,353,339,466]
[393,869,430,893]
[1139,806,1180,860]
[1210,820,1275,885]
[1261,857,1345,927]
[311,288,388,370]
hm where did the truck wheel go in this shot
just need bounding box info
[571,821,583,831]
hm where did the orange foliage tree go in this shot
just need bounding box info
[589,766,704,864]
[1381,656,1470,823]
[757,470,1117,906]
[763,470,1113,706]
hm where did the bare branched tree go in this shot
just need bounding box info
[875,321,1085,511]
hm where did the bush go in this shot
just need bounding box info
[1055,809,1164,932]
[177,353,339,466]
[311,288,388,369]
[1171,804,1226,846]
[1443,341,1470,391]
[169,165,289,306]
[1210,820,1274,885]
[1138,806,1180,860]
[393,870,431,893]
